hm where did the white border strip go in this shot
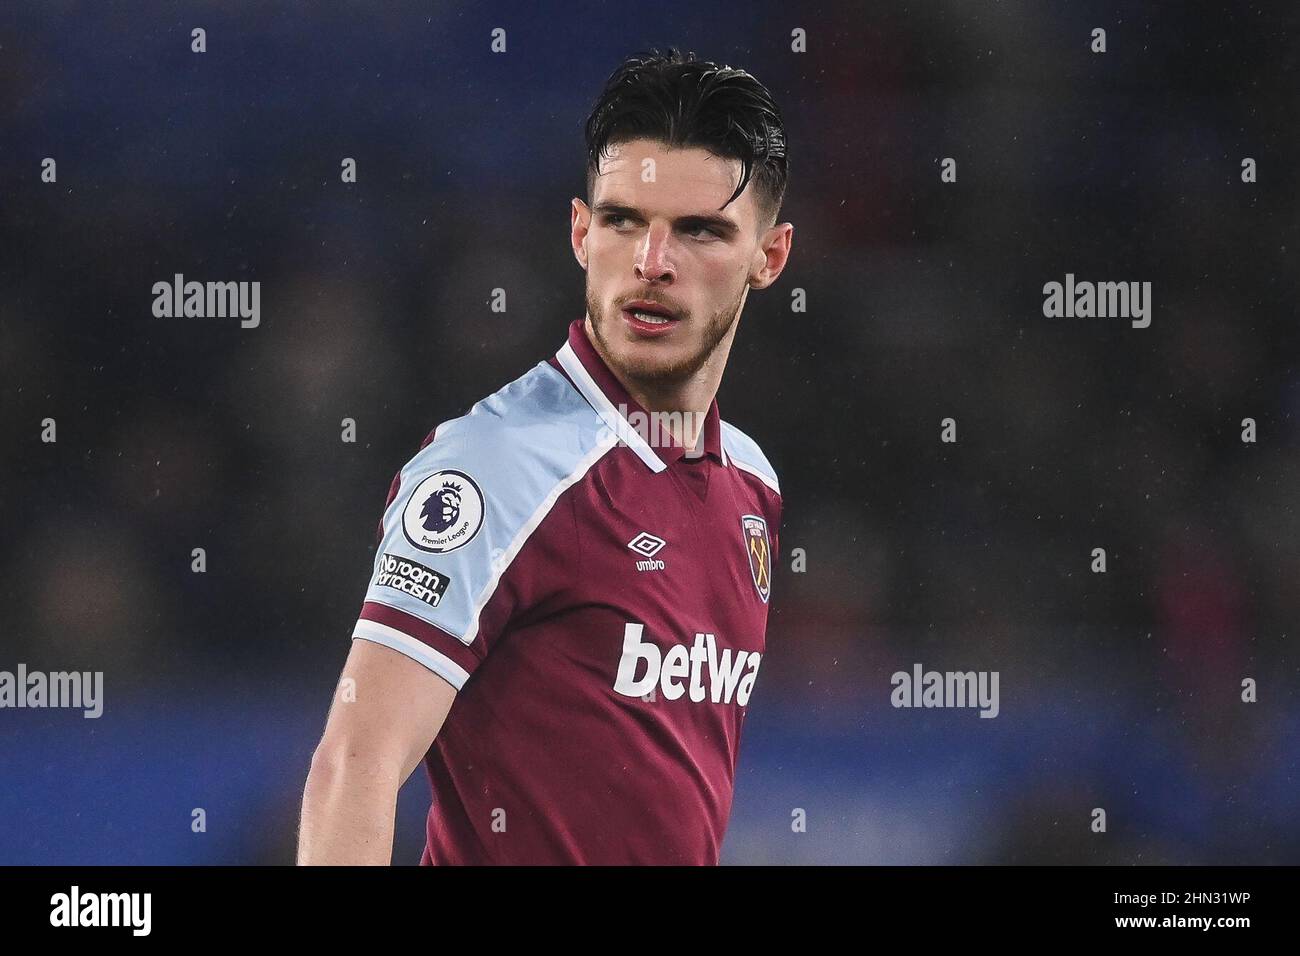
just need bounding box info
[557,341,666,473]
[462,431,619,644]
[730,457,780,495]
[353,619,471,690]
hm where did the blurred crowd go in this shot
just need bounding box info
[1,1,1295,863]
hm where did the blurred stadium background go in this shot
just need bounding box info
[1,1,1296,864]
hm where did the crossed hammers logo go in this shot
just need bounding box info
[748,534,769,590]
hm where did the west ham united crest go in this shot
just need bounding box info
[741,514,771,603]
[402,469,484,553]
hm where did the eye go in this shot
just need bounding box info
[684,223,722,240]
[603,213,629,227]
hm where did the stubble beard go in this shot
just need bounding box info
[586,284,745,391]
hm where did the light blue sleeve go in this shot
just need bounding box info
[351,362,614,684]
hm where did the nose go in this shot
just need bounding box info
[634,223,675,284]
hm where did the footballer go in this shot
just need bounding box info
[297,48,794,865]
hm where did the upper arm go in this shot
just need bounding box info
[315,638,458,784]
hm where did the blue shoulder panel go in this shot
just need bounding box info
[361,361,615,646]
[722,420,781,496]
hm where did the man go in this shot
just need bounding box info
[298,48,794,865]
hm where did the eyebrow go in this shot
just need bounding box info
[592,201,740,237]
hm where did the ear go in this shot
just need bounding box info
[748,222,794,289]
[570,198,592,271]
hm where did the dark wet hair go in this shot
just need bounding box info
[584,48,788,229]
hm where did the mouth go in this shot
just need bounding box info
[620,300,681,338]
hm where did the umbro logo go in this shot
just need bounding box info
[627,532,665,557]
[627,532,666,571]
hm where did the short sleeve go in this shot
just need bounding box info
[351,425,507,690]
[351,395,602,691]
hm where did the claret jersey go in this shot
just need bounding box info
[352,319,782,865]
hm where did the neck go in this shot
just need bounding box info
[583,316,737,452]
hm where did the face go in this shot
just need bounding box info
[571,138,792,392]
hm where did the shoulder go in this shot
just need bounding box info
[721,419,781,497]
[423,359,591,453]
[395,361,612,532]
[362,363,611,668]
